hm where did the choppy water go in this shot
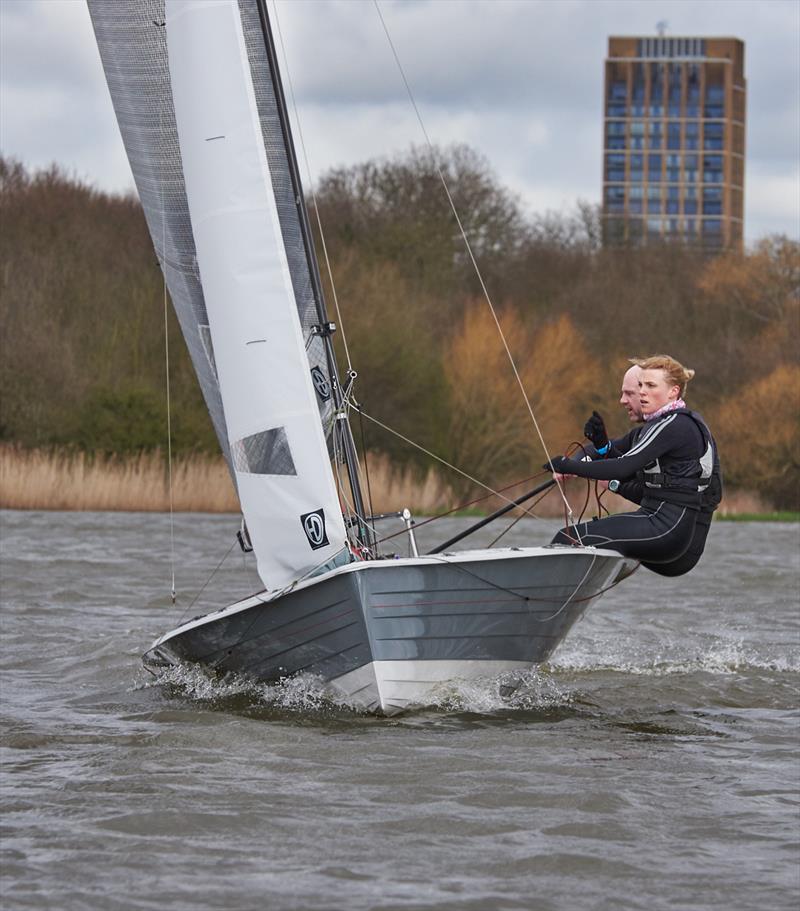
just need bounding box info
[1,509,798,911]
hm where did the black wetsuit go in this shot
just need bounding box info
[593,413,722,576]
[550,409,720,570]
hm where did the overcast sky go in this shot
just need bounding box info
[1,0,798,244]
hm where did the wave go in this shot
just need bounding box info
[550,637,800,675]
[136,640,798,719]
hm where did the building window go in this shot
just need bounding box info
[629,200,643,214]
[605,153,625,182]
[604,185,625,214]
[609,80,627,101]
[703,122,724,151]
[666,199,680,215]
[704,84,725,119]
[667,121,681,150]
[703,155,723,184]
[684,200,698,215]
[703,219,722,234]
[668,62,682,118]
[650,62,663,104]
[607,136,626,150]
[632,63,645,102]
[608,102,627,117]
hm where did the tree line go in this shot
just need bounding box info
[1,150,798,508]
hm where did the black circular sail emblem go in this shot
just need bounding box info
[310,366,330,401]
[300,509,329,550]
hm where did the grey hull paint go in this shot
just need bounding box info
[144,546,634,712]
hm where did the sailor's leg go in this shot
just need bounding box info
[551,503,697,564]
[642,513,711,577]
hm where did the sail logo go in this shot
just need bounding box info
[310,366,331,401]
[301,509,329,550]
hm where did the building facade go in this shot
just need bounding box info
[602,36,745,250]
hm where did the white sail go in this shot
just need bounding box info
[166,0,347,589]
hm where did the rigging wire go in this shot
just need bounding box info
[163,267,176,604]
[175,537,239,627]
[160,110,176,604]
[372,0,579,538]
[358,407,554,518]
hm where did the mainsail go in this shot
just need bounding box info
[88,0,348,588]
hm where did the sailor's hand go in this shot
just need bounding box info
[584,410,609,451]
[545,456,572,475]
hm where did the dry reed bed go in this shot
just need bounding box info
[0,446,767,517]
[0,446,237,513]
[0,447,455,515]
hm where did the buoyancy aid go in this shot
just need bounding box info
[636,410,723,511]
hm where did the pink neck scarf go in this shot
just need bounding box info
[643,397,686,422]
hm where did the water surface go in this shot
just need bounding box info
[1,510,798,910]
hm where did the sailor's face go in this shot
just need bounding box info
[639,369,680,416]
[619,366,643,422]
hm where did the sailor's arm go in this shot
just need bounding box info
[549,418,682,481]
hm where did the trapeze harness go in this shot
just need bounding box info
[550,409,722,574]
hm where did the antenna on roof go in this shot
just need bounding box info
[656,20,668,36]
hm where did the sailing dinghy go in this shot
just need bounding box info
[88,0,635,714]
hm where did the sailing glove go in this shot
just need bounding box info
[584,411,609,452]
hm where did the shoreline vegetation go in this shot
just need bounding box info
[2,156,798,515]
[1,446,794,521]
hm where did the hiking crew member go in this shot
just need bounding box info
[549,355,722,574]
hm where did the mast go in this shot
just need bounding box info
[253,0,373,550]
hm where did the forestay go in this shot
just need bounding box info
[164,0,346,587]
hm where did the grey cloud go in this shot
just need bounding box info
[1,0,797,243]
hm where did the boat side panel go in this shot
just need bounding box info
[154,572,371,681]
[356,552,617,664]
